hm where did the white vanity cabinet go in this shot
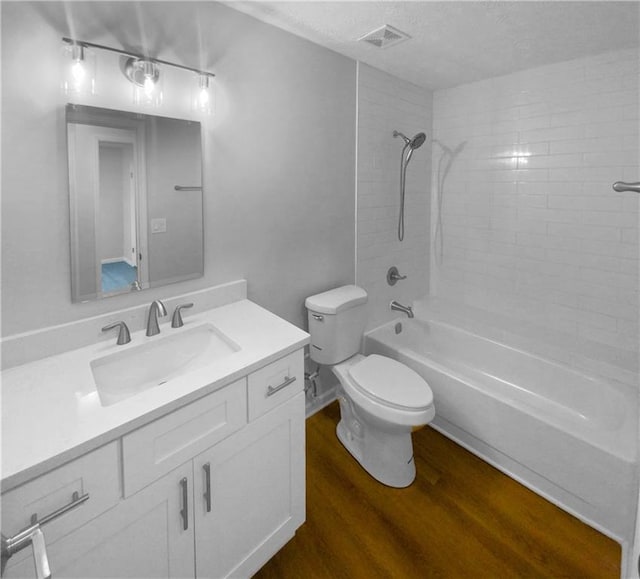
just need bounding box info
[194,393,305,578]
[4,461,196,579]
[2,349,305,579]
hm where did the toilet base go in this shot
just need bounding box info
[336,396,417,488]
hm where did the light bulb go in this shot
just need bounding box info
[143,75,155,97]
[71,60,86,89]
[198,88,209,107]
[129,59,161,107]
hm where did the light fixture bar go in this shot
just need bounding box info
[62,37,215,79]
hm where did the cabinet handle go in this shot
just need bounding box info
[30,491,90,528]
[203,463,212,513]
[179,477,189,531]
[267,376,296,397]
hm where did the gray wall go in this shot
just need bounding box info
[1,1,356,335]
[146,118,203,286]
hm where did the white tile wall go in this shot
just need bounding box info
[430,48,639,381]
[356,63,433,331]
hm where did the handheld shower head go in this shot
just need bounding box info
[410,132,426,150]
[393,131,426,151]
[393,128,427,242]
[394,130,427,166]
[404,132,426,164]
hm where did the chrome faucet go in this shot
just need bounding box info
[146,300,167,336]
[390,300,414,318]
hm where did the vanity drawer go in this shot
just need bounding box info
[248,350,304,421]
[122,378,247,497]
[1,442,120,564]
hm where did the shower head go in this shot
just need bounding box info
[393,130,426,242]
[404,133,426,164]
[393,130,426,150]
[410,132,426,149]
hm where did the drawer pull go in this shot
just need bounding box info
[30,491,90,528]
[203,463,212,513]
[180,477,189,531]
[267,376,296,397]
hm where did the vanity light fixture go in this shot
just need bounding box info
[192,73,213,115]
[62,42,96,96]
[61,37,215,115]
[125,57,163,107]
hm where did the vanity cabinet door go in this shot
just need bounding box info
[193,393,305,579]
[4,462,195,579]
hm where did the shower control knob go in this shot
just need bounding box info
[387,266,407,286]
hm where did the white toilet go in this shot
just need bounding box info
[305,285,435,488]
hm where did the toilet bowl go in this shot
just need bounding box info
[305,285,435,488]
[332,354,434,487]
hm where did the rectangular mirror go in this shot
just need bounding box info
[66,104,204,302]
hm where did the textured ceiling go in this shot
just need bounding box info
[225,1,640,90]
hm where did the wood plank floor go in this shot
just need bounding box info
[255,402,620,578]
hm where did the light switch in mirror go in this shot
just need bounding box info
[66,104,204,302]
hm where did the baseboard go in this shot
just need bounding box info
[305,386,337,418]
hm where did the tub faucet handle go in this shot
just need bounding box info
[387,266,407,286]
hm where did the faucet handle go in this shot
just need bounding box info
[101,321,131,345]
[387,266,407,286]
[171,303,194,328]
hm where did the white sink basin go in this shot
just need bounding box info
[91,323,240,407]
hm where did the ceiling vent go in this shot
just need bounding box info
[358,25,411,49]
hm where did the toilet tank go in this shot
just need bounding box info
[305,285,368,365]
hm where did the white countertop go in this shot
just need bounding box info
[1,299,309,492]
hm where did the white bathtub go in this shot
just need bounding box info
[365,318,638,541]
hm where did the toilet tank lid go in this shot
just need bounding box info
[305,285,368,314]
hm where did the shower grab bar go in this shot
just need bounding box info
[174,185,202,191]
[612,181,640,193]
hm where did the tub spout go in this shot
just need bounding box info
[390,300,414,318]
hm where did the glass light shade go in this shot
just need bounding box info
[62,44,96,96]
[192,74,214,116]
[128,59,163,108]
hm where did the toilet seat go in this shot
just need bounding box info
[348,354,433,411]
[333,354,435,428]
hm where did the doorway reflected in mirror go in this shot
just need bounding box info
[66,104,204,302]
